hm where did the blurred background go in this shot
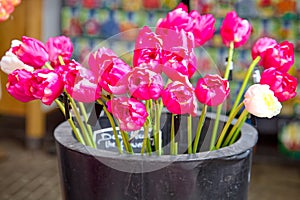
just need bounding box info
[0,0,300,199]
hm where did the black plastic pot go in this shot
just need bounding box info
[54,113,258,200]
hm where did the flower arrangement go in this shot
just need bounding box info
[0,0,22,22]
[0,3,298,155]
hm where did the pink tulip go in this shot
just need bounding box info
[195,74,230,106]
[88,47,118,73]
[260,67,298,102]
[7,68,64,105]
[260,41,294,73]
[133,26,163,69]
[220,11,252,48]
[64,64,101,103]
[162,81,197,116]
[159,28,195,54]
[163,49,197,81]
[156,3,215,47]
[251,37,277,62]
[12,36,49,69]
[128,66,164,100]
[46,35,74,66]
[107,97,148,132]
[6,69,36,102]
[188,11,215,46]
[244,84,282,118]
[31,69,64,105]
[54,60,78,83]
[89,47,132,95]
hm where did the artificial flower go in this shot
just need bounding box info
[243,84,282,118]
[195,74,230,106]
[89,47,132,95]
[46,35,74,66]
[220,11,252,48]
[260,67,298,102]
[162,81,197,116]
[107,97,148,132]
[0,40,34,74]
[12,36,49,69]
[127,65,164,100]
[259,41,294,72]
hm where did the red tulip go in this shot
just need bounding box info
[162,81,197,116]
[260,41,294,73]
[12,36,49,69]
[6,69,36,102]
[128,66,164,100]
[46,36,74,66]
[220,11,252,48]
[156,3,215,47]
[107,97,148,132]
[195,74,230,106]
[260,67,298,102]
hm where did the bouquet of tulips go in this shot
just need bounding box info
[0,3,298,155]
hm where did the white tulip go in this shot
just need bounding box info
[0,40,34,74]
[243,84,282,118]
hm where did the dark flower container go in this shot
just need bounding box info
[54,113,257,200]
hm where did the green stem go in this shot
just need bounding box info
[154,100,162,155]
[78,102,96,148]
[209,42,234,151]
[215,102,244,149]
[229,114,248,145]
[58,55,65,65]
[97,99,122,154]
[68,96,93,147]
[120,130,133,154]
[141,124,149,155]
[210,105,222,150]
[230,56,261,113]
[224,42,234,80]
[68,118,86,145]
[54,99,66,116]
[170,114,176,155]
[222,109,249,147]
[193,105,207,153]
[45,62,54,70]
[54,99,86,145]
[187,115,192,154]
